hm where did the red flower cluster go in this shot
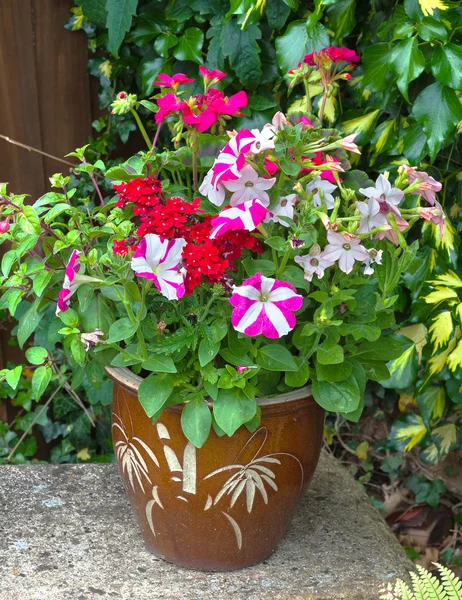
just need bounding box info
[304,46,360,67]
[112,177,262,294]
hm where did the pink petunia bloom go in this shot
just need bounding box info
[326,46,360,64]
[211,129,256,186]
[56,250,82,315]
[264,156,278,176]
[154,73,195,88]
[321,232,369,274]
[209,198,268,239]
[131,234,186,300]
[199,169,226,206]
[294,244,331,282]
[155,93,187,124]
[223,164,276,206]
[199,66,227,82]
[229,273,303,339]
[407,168,442,206]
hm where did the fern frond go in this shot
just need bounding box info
[410,570,427,600]
[435,563,462,600]
[415,564,446,599]
[380,582,407,600]
[397,578,416,600]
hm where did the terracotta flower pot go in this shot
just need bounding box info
[106,366,325,571]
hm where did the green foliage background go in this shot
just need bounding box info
[1,1,461,549]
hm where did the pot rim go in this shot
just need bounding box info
[106,366,313,407]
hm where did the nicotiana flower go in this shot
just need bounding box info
[356,198,388,234]
[81,329,104,351]
[406,167,442,206]
[131,234,187,300]
[209,199,268,239]
[199,170,226,206]
[359,174,404,214]
[339,134,360,154]
[56,251,101,315]
[229,273,303,339]
[363,248,383,276]
[321,231,369,274]
[306,177,337,209]
[265,194,297,227]
[210,129,255,187]
[419,201,445,238]
[294,243,331,281]
[223,165,276,206]
[375,213,409,246]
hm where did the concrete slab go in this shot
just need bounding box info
[0,452,411,600]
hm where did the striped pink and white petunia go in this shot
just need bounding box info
[56,250,82,315]
[131,234,186,300]
[210,129,256,187]
[209,198,268,239]
[229,273,303,339]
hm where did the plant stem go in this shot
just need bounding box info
[276,250,291,278]
[198,295,216,323]
[192,148,198,191]
[152,124,162,149]
[82,158,104,207]
[318,89,328,125]
[130,109,152,150]
[0,134,76,167]
[303,79,312,114]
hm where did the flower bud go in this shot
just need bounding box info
[0,218,10,233]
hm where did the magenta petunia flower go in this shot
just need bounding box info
[229,273,303,339]
[209,199,268,239]
[131,234,186,300]
[56,250,82,315]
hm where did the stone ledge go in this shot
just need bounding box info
[0,452,411,600]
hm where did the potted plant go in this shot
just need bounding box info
[0,54,444,571]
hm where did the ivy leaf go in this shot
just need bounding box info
[361,43,394,92]
[213,388,257,436]
[389,413,427,451]
[173,27,204,64]
[403,121,428,163]
[266,0,291,30]
[412,82,462,161]
[431,43,462,91]
[380,346,418,389]
[32,365,52,401]
[181,393,212,448]
[391,37,425,101]
[137,56,165,97]
[275,20,329,76]
[106,0,139,56]
[154,32,179,58]
[221,20,262,88]
[325,0,356,38]
[418,16,448,41]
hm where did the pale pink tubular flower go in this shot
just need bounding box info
[359,174,404,215]
[363,249,383,275]
[211,129,256,187]
[375,213,409,246]
[265,194,298,227]
[419,201,445,238]
[223,164,276,206]
[294,244,331,282]
[131,234,186,300]
[356,198,388,234]
[321,231,369,274]
[199,169,226,207]
[229,273,303,339]
[339,134,360,154]
[209,199,268,239]
[407,168,442,206]
[306,177,337,209]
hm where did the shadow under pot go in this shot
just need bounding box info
[106,366,325,572]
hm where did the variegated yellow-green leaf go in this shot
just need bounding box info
[429,270,462,288]
[428,332,458,376]
[380,346,417,390]
[456,303,462,323]
[341,110,380,139]
[321,94,337,124]
[420,443,440,464]
[432,423,458,455]
[418,0,448,17]
[99,60,112,80]
[428,311,453,353]
[398,323,427,363]
[390,413,427,451]
[371,119,395,156]
[355,441,369,460]
[398,392,417,412]
[423,218,459,260]
[447,339,462,372]
[417,386,446,424]
[423,286,458,305]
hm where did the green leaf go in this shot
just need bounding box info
[18,205,41,234]
[142,356,177,373]
[85,361,104,389]
[431,43,462,91]
[280,159,300,177]
[181,394,212,448]
[361,43,394,92]
[31,365,52,401]
[312,373,361,413]
[354,334,413,361]
[326,0,356,38]
[198,338,220,367]
[412,82,462,161]
[79,0,107,27]
[137,56,165,97]
[316,359,352,383]
[32,270,53,297]
[339,322,381,342]
[380,346,417,389]
[266,0,291,29]
[242,258,276,276]
[17,302,43,349]
[403,121,428,163]
[316,344,344,365]
[154,32,179,58]
[285,357,309,387]
[107,318,138,343]
[26,346,48,365]
[138,373,174,418]
[391,37,425,101]
[106,0,139,56]
[43,203,73,224]
[71,336,86,367]
[213,387,257,436]
[221,20,262,88]
[340,109,380,145]
[173,27,203,63]
[418,16,448,41]
[2,250,16,277]
[257,345,298,371]
[275,20,329,76]
[5,366,22,391]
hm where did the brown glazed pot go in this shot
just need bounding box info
[106,366,325,571]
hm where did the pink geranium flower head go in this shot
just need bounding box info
[326,46,360,64]
[154,73,195,89]
[206,89,248,117]
[229,273,303,339]
[209,198,268,239]
[155,93,187,124]
[131,234,186,300]
[223,164,276,206]
[321,231,369,274]
[199,66,227,85]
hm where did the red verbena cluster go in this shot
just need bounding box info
[112,177,262,294]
